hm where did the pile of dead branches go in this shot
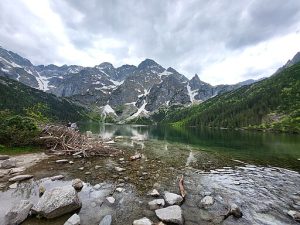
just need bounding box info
[39,125,120,157]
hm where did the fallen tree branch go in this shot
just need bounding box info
[179,175,186,198]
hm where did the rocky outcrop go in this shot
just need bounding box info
[4,200,33,225]
[32,186,82,219]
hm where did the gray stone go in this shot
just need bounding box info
[200,196,214,207]
[9,167,25,174]
[155,205,183,225]
[78,167,84,170]
[164,192,183,205]
[148,199,165,210]
[116,187,124,192]
[132,217,153,225]
[229,203,243,218]
[64,213,80,225]
[99,215,112,225]
[72,178,83,191]
[0,155,9,160]
[5,200,33,225]
[0,159,16,169]
[94,184,101,190]
[9,174,33,182]
[50,175,64,181]
[95,165,102,169]
[86,131,93,138]
[32,185,82,219]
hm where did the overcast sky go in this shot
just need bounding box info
[0,0,300,85]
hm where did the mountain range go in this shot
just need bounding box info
[0,46,260,122]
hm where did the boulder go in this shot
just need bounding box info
[164,192,183,205]
[9,174,33,182]
[227,203,243,218]
[288,210,300,222]
[64,213,80,225]
[0,155,10,160]
[200,196,214,207]
[99,215,112,225]
[0,159,16,169]
[148,199,165,210]
[132,217,153,225]
[72,178,83,191]
[155,205,183,225]
[32,185,82,219]
[5,200,33,225]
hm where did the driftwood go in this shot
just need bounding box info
[39,125,120,157]
[179,175,186,198]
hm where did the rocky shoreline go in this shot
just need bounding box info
[0,136,300,225]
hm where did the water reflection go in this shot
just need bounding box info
[78,122,300,171]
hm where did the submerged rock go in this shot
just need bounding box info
[148,199,165,210]
[32,185,82,219]
[132,217,153,225]
[164,192,183,205]
[5,200,33,225]
[64,213,80,225]
[0,159,16,169]
[72,178,83,191]
[227,203,243,218]
[200,196,214,207]
[8,174,33,182]
[99,215,112,225]
[106,196,115,204]
[155,205,183,225]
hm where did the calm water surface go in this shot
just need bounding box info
[79,122,300,171]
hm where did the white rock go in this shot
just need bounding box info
[200,196,214,206]
[116,187,124,192]
[9,182,18,189]
[287,210,300,221]
[148,189,160,197]
[106,196,115,204]
[9,167,25,174]
[132,217,153,225]
[9,174,33,182]
[148,199,165,210]
[94,184,101,190]
[155,205,183,225]
[164,192,183,205]
[95,165,101,169]
[64,213,80,225]
[115,166,126,172]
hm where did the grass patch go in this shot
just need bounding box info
[0,145,42,155]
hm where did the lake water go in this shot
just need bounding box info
[79,122,300,172]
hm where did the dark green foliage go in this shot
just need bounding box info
[127,116,153,125]
[156,62,300,133]
[0,76,88,122]
[0,111,39,146]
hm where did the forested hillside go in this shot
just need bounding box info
[0,75,88,122]
[155,62,300,133]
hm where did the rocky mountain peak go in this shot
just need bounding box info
[138,58,161,70]
[166,67,179,74]
[97,62,114,69]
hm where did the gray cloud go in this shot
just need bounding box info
[0,0,299,84]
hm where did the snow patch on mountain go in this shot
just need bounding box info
[36,72,50,91]
[102,104,117,116]
[187,84,198,103]
[127,100,148,120]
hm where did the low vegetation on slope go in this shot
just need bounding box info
[155,62,300,133]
